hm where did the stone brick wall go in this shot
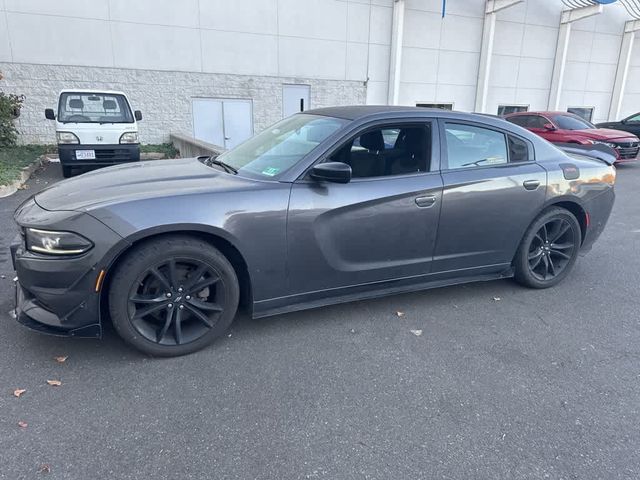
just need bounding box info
[0,63,367,145]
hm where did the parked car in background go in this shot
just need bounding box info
[505,111,639,163]
[45,89,142,177]
[12,107,616,356]
[596,112,640,139]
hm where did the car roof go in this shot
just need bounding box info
[305,105,498,123]
[59,89,128,96]
[506,111,572,117]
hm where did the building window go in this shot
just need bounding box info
[417,103,453,110]
[497,105,528,116]
[567,107,594,122]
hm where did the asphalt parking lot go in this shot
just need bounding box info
[1,160,639,479]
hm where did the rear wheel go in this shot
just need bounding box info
[108,236,239,356]
[514,207,581,289]
[61,165,73,178]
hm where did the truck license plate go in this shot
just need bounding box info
[76,150,96,160]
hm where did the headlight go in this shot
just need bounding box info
[119,132,139,144]
[56,132,80,144]
[25,228,93,255]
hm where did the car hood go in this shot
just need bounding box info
[35,157,258,212]
[574,128,638,141]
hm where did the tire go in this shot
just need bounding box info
[108,235,240,356]
[61,165,73,178]
[513,207,582,289]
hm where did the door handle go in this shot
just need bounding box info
[415,195,437,207]
[523,180,540,190]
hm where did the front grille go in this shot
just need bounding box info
[613,141,639,159]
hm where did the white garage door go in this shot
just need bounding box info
[192,98,253,150]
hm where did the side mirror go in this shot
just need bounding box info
[134,110,143,121]
[310,162,351,184]
[543,122,556,131]
[45,108,55,120]
[621,118,627,124]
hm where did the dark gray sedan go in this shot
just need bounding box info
[11,106,616,356]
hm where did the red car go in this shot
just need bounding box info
[505,111,639,163]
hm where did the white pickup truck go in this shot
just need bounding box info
[45,89,142,177]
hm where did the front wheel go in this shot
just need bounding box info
[108,236,239,356]
[513,207,582,289]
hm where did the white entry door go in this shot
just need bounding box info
[282,84,310,118]
[192,98,253,149]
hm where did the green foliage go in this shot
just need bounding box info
[0,89,25,147]
[0,145,55,186]
[140,143,179,158]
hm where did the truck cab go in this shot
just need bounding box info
[45,90,142,177]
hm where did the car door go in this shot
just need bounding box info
[286,120,443,298]
[433,120,547,274]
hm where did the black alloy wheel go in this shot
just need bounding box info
[128,258,225,346]
[526,218,576,281]
[514,207,581,288]
[109,236,239,356]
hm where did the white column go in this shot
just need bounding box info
[548,4,603,111]
[474,0,523,113]
[609,20,640,121]
[387,0,405,105]
[548,22,571,111]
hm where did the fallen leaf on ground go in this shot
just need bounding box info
[493,297,501,301]
[410,329,423,336]
[46,380,62,387]
[18,421,28,428]
[38,464,51,474]
[396,311,405,317]
[13,389,26,398]
[54,356,68,363]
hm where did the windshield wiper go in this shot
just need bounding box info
[203,156,238,174]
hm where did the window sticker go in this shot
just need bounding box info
[262,167,280,176]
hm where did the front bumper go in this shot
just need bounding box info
[11,199,124,338]
[58,143,140,167]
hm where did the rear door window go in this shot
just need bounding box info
[444,123,508,170]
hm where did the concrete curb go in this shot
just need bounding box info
[0,155,46,199]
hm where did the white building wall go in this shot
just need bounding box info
[2,0,640,144]
[625,35,640,118]
[487,0,560,114]
[0,0,377,143]
[560,3,629,124]
[396,0,484,110]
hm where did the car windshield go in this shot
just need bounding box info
[215,114,348,179]
[551,114,595,130]
[57,92,134,123]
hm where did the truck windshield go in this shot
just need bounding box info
[214,114,348,179]
[57,93,134,123]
